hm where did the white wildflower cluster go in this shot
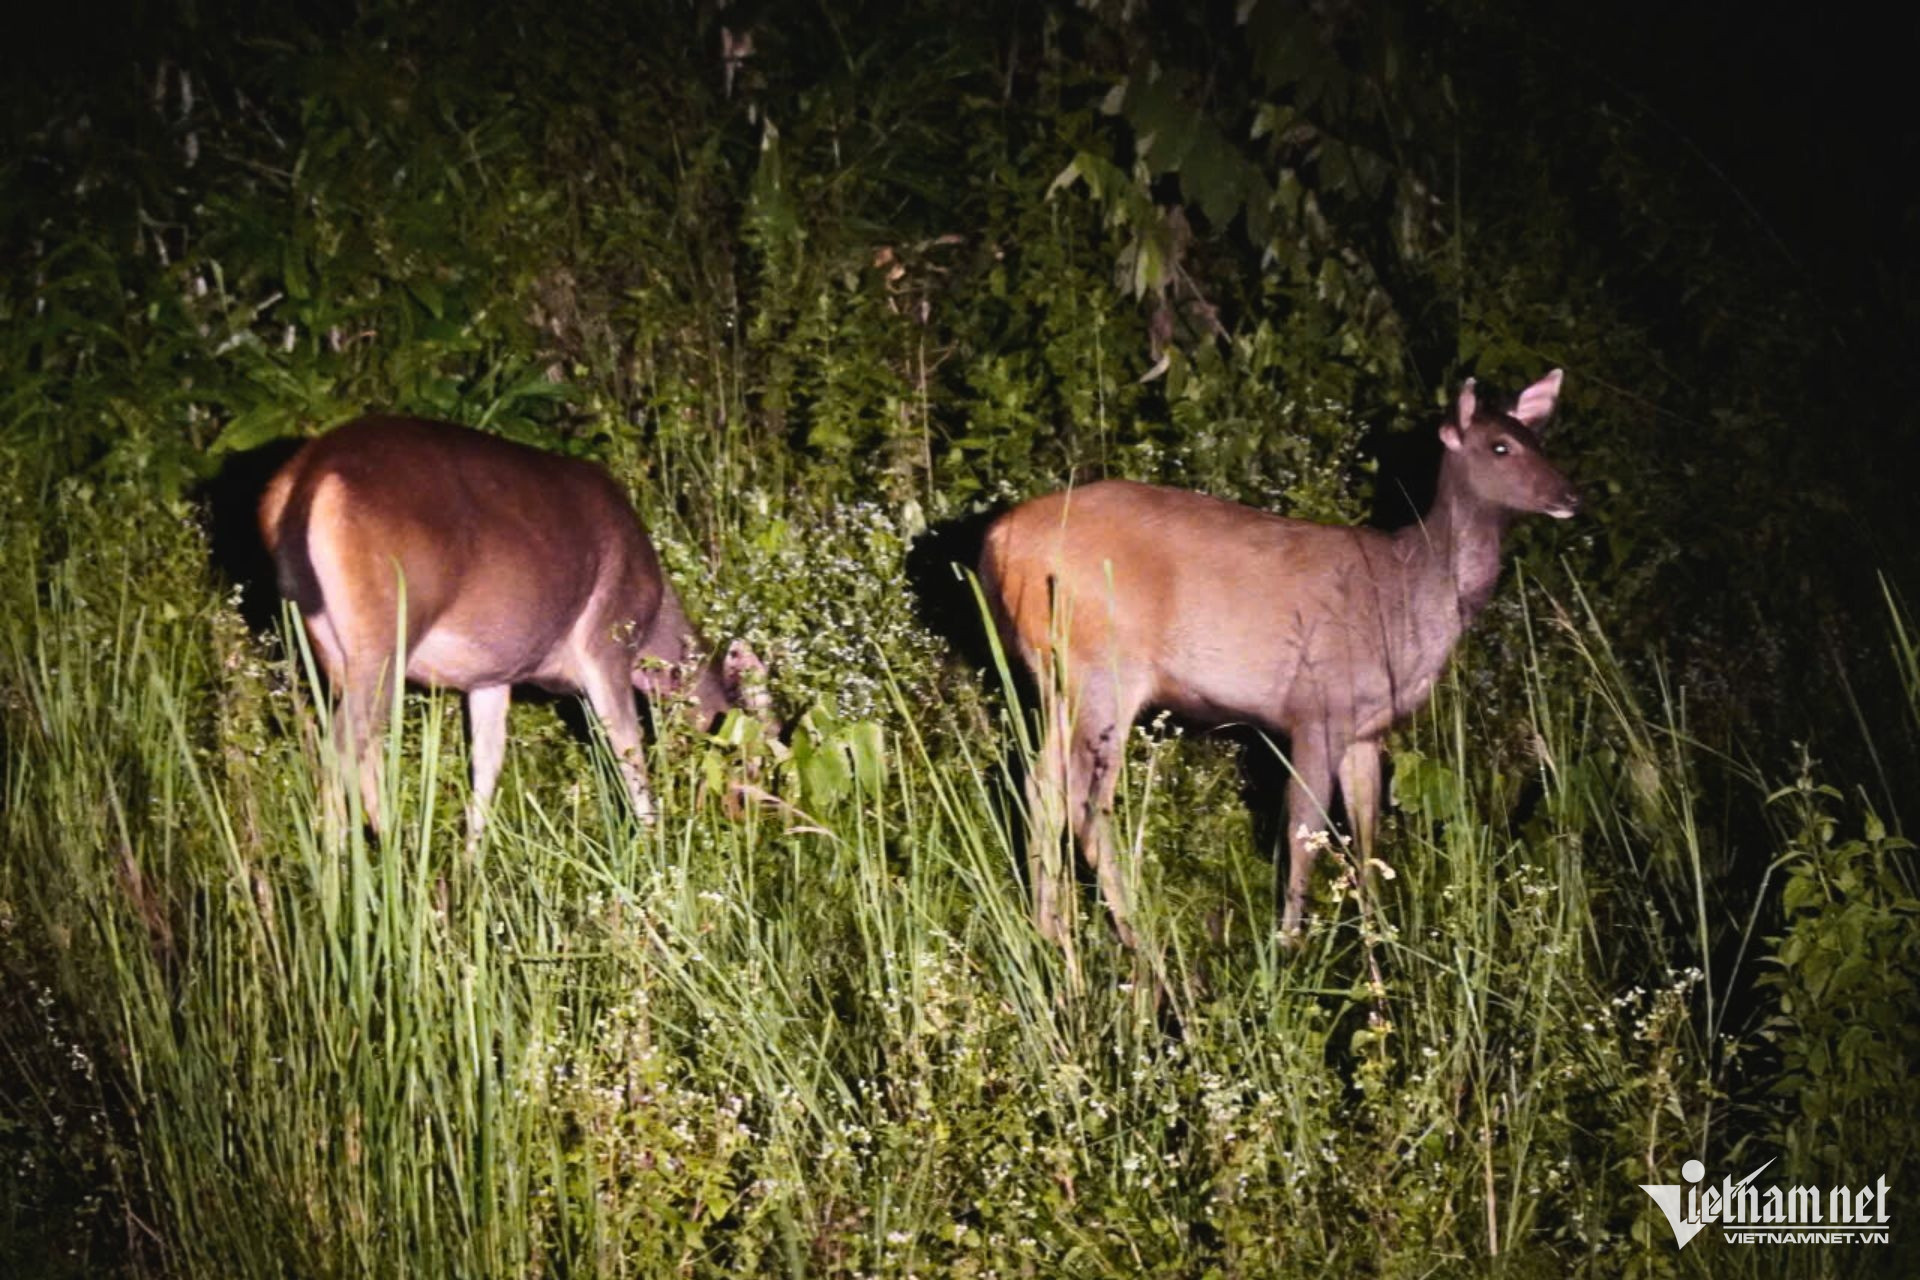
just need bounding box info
[4,973,112,1216]
[539,981,764,1199]
[1643,967,1704,1043]
[22,979,97,1087]
[660,500,948,723]
[1198,1071,1251,1144]
[1506,860,1555,901]
[820,1113,877,1166]
[878,933,1007,1087]
[1298,825,1341,857]
[1500,861,1568,958]
[1168,394,1368,523]
[1531,1154,1578,1199]
[1138,709,1183,743]
[1592,965,1705,1048]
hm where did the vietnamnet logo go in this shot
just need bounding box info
[1641,1157,1892,1247]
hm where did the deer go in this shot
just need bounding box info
[258,416,769,837]
[979,370,1578,947]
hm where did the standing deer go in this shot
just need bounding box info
[980,371,1578,945]
[259,416,766,836]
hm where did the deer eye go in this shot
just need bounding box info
[1492,441,1510,457]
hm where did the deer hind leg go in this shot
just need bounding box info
[1281,731,1337,938]
[341,663,392,834]
[305,602,391,836]
[304,509,407,838]
[580,647,654,825]
[1025,681,1074,946]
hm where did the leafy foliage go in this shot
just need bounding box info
[1760,770,1920,1179]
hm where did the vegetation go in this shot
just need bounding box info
[2,1,1913,1274]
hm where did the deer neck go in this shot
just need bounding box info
[1402,463,1510,626]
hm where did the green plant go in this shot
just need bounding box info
[1758,766,1920,1181]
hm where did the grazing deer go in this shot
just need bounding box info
[259,416,767,835]
[980,371,1578,945]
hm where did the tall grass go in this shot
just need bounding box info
[11,505,1893,1276]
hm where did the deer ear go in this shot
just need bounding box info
[1454,378,1478,430]
[1443,377,1476,450]
[1512,368,1563,430]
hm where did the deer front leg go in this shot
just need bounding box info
[465,684,512,843]
[1070,702,1136,949]
[583,653,654,826]
[1282,732,1336,938]
[1064,665,1150,949]
[1338,739,1382,902]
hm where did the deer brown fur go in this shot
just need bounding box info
[980,371,1579,945]
[259,416,762,835]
